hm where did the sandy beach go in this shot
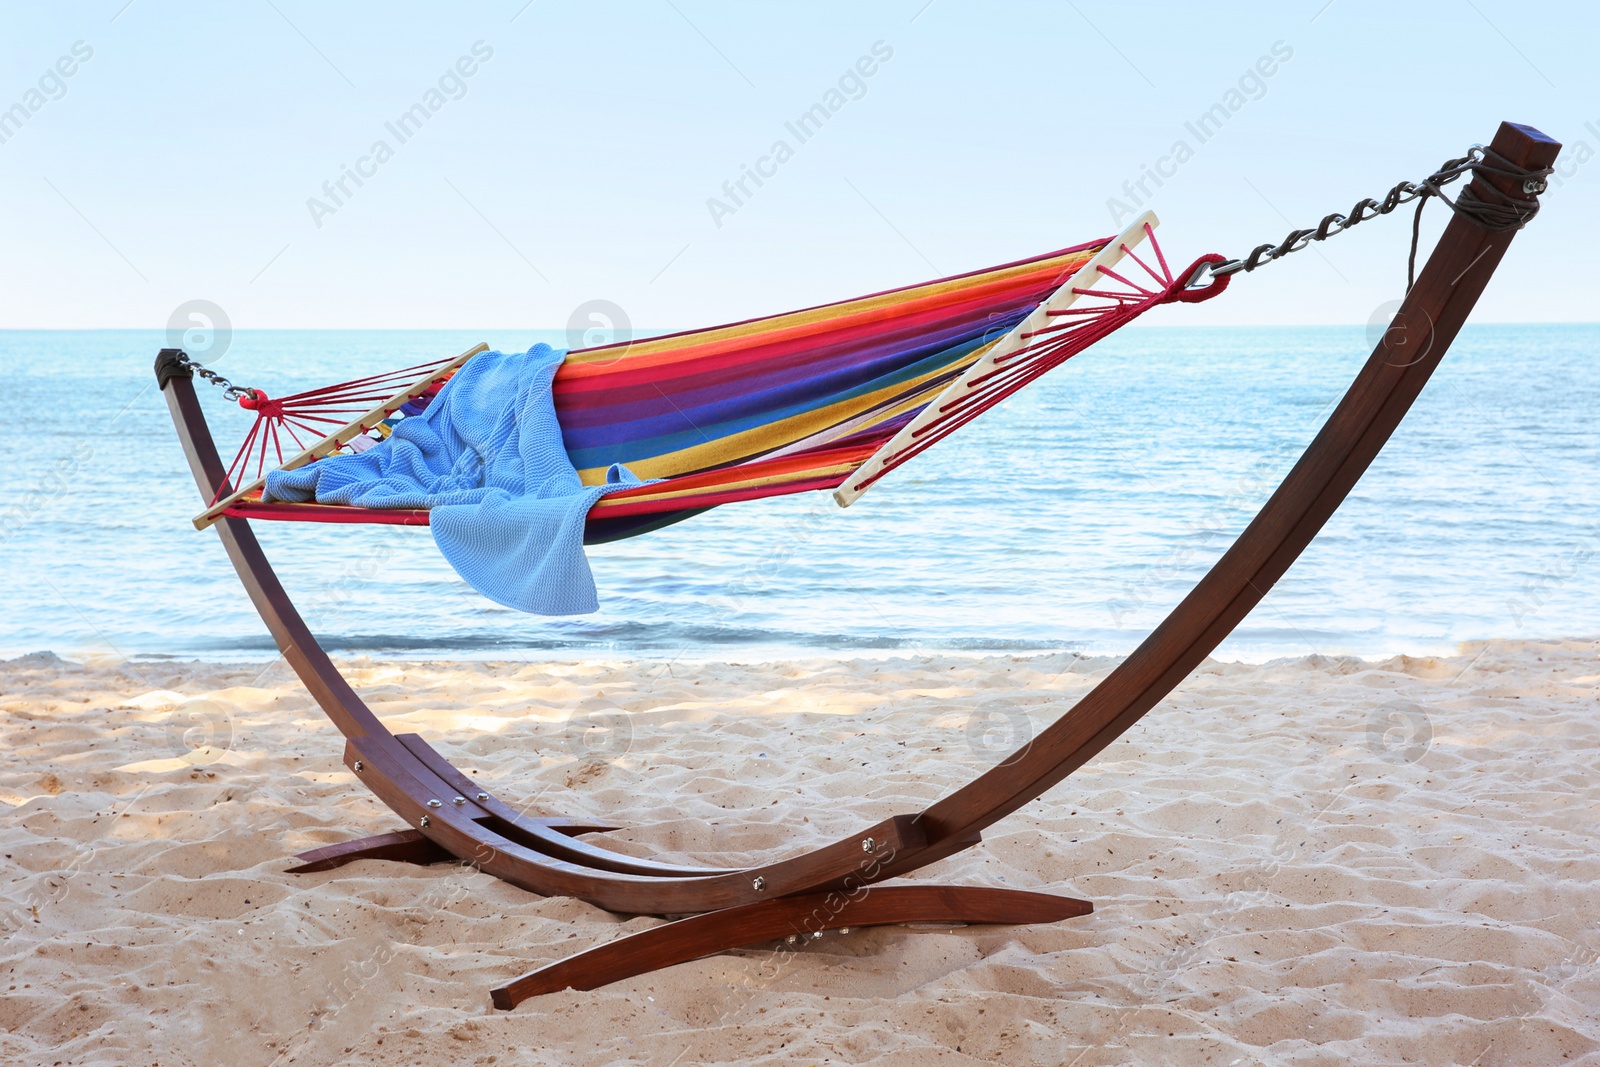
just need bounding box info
[2,639,1597,1066]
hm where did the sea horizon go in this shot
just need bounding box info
[5,322,1598,664]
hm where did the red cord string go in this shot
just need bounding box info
[217,359,455,494]
[850,231,1230,494]
[276,359,451,403]
[1093,264,1155,295]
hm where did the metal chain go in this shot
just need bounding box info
[1189,144,1554,290]
[175,352,257,403]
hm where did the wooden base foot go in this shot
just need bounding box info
[287,829,452,873]
[491,885,1092,1009]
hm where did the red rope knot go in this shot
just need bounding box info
[238,390,285,419]
[1161,254,1233,305]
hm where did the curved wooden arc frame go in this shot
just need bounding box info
[890,121,1561,865]
[156,121,1557,1004]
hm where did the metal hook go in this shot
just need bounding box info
[1184,259,1243,289]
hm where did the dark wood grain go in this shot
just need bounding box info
[392,733,733,877]
[490,885,1093,1008]
[286,829,452,872]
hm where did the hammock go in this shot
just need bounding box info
[155,123,1558,1007]
[188,212,1227,542]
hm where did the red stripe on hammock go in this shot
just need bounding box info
[221,435,879,526]
[222,471,851,526]
[223,501,434,526]
[586,474,850,518]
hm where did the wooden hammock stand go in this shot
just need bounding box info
[156,122,1557,1008]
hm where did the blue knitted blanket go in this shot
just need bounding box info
[263,345,643,615]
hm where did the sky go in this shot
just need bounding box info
[0,1,1594,334]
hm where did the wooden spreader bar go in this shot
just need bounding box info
[156,121,1558,1008]
[191,342,488,531]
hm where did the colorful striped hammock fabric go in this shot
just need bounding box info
[216,216,1225,543]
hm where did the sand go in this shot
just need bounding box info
[1,639,1597,1066]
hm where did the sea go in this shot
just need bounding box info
[3,325,1596,664]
